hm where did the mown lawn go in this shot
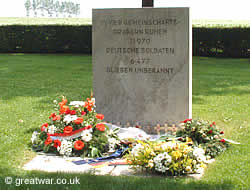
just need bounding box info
[0,54,249,189]
[0,17,91,25]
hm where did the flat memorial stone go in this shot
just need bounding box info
[93,8,192,127]
[23,153,213,179]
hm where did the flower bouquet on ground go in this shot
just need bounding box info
[126,118,233,176]
[176,119,230,158]
[31,96,121,157]
[126,139,208,176]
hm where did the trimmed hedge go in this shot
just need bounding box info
[0,25,91,53]
[0,25,249,57]
[193,27,249,58]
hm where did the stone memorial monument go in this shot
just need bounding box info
[92,7,192,128]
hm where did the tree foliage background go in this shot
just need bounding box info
[24,0,80,17]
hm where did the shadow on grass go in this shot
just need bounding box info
[192,57,250,99]
[86,175,236,190]
[192,96,205,104]
[24,127,41,134]
[0,169,237,190]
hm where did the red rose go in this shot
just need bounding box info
[64,126,73,134]
[86,125,92,130]
[96,114,104,120]
[41,123,49,131]
[220,139,226,143]
[65,109,71,115]
[70,110,76,115]
[96,123,106,132]
[212,122,216,126]
[208,130,213,134]
[83,125,92,130]
[49,113,56,119]
[220,131,224,134]
[52,115,61,121]
[45,136,52,145]
[183,118,192,123]
[183,119,188,123]
[81,111,86,116]
[74,140,84,150]
[53,139,61,148]
[74,118,84,125]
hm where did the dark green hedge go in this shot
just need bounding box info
[193,27,249,58]
[0,25,91,53]
[0,25,249,57]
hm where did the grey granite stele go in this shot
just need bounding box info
[92,8,192,127]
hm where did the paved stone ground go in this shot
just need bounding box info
[23,153,215,179]
[23,153,137,176]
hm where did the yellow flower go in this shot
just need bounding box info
[147,160,154,168]
[173,163,179,169]
[183,146,193,154]
[172,151,182,160]
[185,137,193,144]
[145,148,153,156]
[200,162,207,168]
[150,151,156,156]
[137,140,145,145]
[186,158,193,165]
[180,143,186,149]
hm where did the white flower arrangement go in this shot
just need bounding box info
[185,166,192,173]
[193,147,207,163]
[69,101,85,108]
[131,143,144,157]
[81,130,92,142]
[161,141,176,150]
[63,115,78,124]
[153,152,172,173]
[47,125,57,134]
[31,131,39,144]
[196,164,205,174]
[108,137,120,152]
[57,139,73,156]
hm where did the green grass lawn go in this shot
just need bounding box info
[0,17,91,25]
[0,54,249,189]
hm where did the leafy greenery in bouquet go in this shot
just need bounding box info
[176,119,230,157]
[126,139,208,176]
[31,96,121,158]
